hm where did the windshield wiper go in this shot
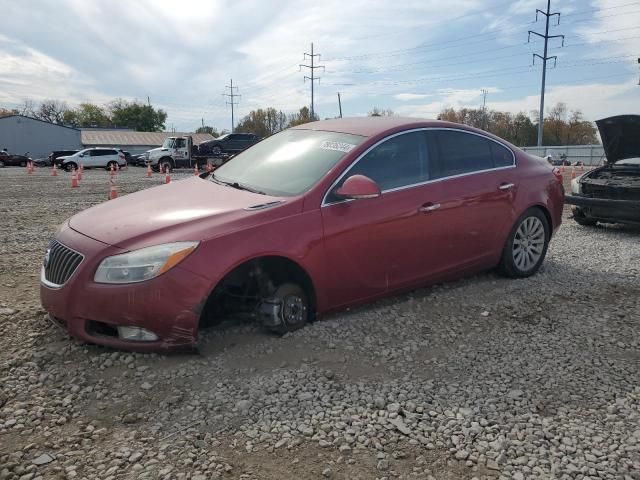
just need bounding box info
[210,174,266,195]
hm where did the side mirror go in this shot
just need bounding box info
[79,153,84,157]
[335,175,381,200]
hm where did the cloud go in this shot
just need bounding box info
[394,93,432,101]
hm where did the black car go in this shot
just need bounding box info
[50,150,79,167]
[198,133,259,156]
[566,115,640,226]
[0,150,31,167]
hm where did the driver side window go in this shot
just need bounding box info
[345,131,429,191]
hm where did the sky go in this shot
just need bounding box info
[0,0,639,133]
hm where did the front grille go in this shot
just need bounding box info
[43,240,84,287]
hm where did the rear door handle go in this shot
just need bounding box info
[418,202,441,213]
[498,183,515,191]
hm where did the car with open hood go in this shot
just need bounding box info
[566,115,640,226]
[40,117,564,351]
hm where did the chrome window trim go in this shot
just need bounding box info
[321,127,516,207]
[40,241,85,289]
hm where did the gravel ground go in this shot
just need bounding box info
[0,166,638,480]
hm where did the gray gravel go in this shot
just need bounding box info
[0,167,638,479]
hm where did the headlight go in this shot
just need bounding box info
[94,242,198,284]
[570,177,581,194]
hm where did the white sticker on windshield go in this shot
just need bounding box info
[320,141,357,153]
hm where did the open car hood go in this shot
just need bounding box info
[596,115,640,163]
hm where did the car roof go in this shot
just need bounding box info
[290,116,461,137]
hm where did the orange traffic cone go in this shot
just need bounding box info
[52,164,58,176]
[71,168,79,188]
[194,164,199,176]
[560,165,565,174]
[165,168,171,184]
[580,164,584,172]
[146,164,152,178]
[110,163,116,176]
[27,161,33,174]
[77,164,83,181]
[108,180,118,200]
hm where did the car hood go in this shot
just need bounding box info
[596,115,640,163]
[68,177,293,250]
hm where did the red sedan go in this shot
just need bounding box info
[40,117,564,351]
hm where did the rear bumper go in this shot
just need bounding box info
[39,227,213,352]
[566,195,640,225]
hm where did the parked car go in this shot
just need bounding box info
[58,148,126,171]
[566,114,640,226]
[198,133,259,156]
[33,157,52,167]
[40,117,564,351]
[49,150,80,167]
[131,154,147,167]
[118,150,134,165]
[0,150,32,167]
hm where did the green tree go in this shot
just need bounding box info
[66,103,111,128]
[287,106,317,127]
[196,125,220,137]
[109,99,167,132]
[236,107,288,138]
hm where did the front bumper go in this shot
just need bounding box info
[565,195,640,225]
[40,227,212,352]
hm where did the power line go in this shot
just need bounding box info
[222,79,240,133]
[299,42,324,120]
[528,0,564,146]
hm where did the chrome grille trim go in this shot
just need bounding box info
[41,240,84,288]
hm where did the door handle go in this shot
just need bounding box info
[418,203,441,213]
[498,183,515,191]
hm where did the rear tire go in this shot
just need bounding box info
[0,160,4,167]
[20,160,27,167]
[106,161,118,171]
[268,283,309,335]
[159,160,172,173]
[212,146,222,156]
[498,208,550,278]
[64,162,77,172]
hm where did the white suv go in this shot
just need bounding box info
[59,148,126,171]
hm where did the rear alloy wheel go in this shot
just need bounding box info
[65,162,77,172]
[268,283,309,334]
[212,146,222,156]
[498,208,550,278]
[106,161,118,171]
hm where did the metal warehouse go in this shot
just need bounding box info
[0,115,82,159]
[81,130,215,155]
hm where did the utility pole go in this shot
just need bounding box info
[337,92,343,118]
[529,0,564,146]
[481,89,488,130]
[300,43,324,121]
[222,79,240,133]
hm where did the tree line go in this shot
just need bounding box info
[0,99,168,132]
[437,102,598,146]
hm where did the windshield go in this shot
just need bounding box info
[615,157,640,166]
[162,138,175,149]
[211,129,365,196]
